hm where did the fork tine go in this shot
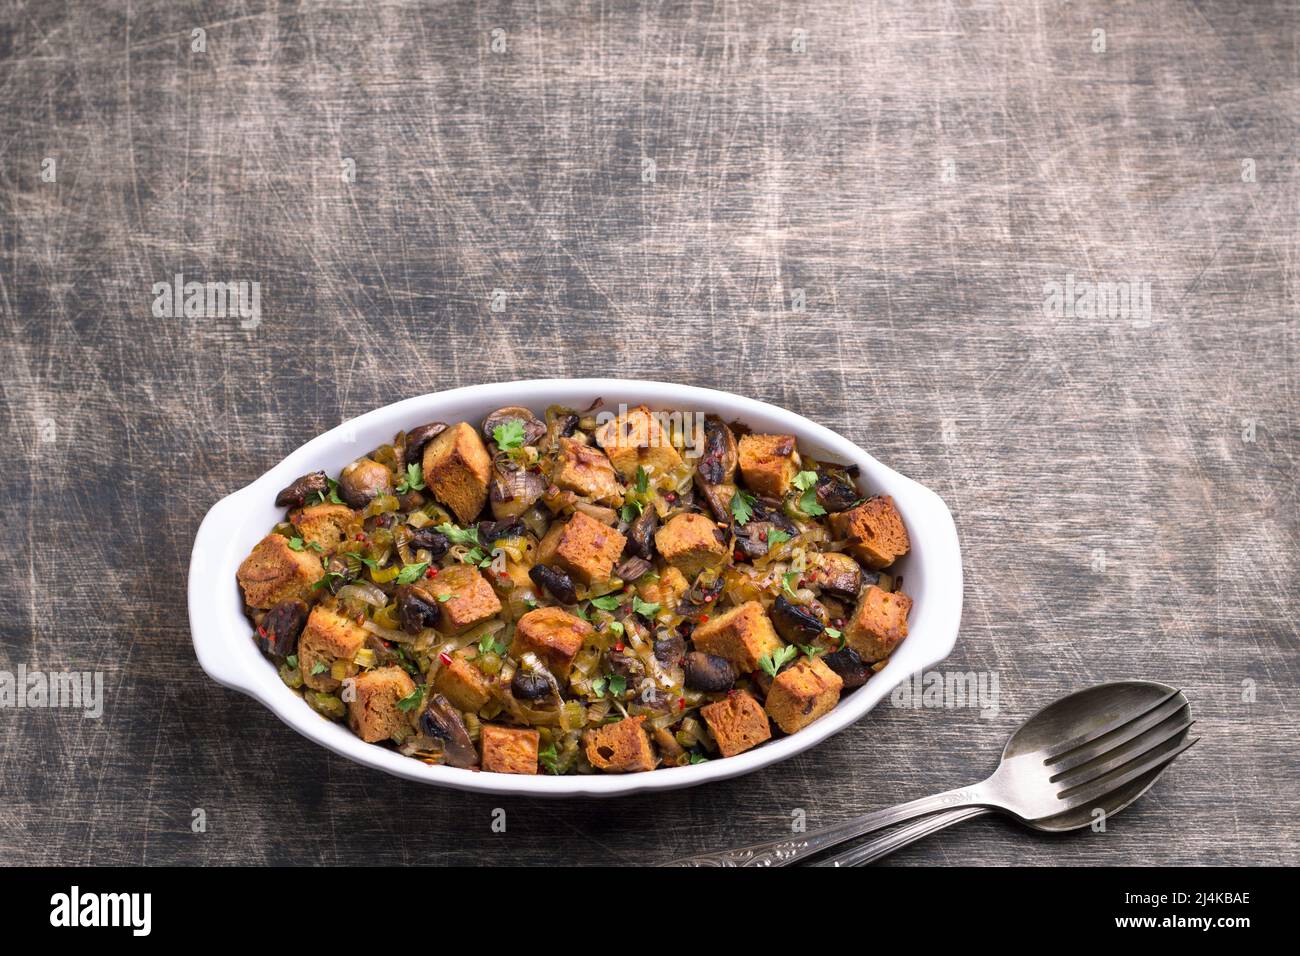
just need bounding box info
[1046,694,1188,774]
[1054,735,1199,814]
[1051,715,1194,790]
[1044,687,1182,764]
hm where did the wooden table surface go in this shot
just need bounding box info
[1,0,1295,866]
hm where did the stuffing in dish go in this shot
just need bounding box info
[235,403,912,774]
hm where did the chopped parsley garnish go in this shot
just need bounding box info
[493,418,526,451]
[798,644,824,660]
[590,594,622,611]
[607,620,625,637]
[313,477,345,505]
[759,645,798,678]
[608,674,627,696]
[287,536,306,551]
[346,551,382,571]
[310,661,329,676]
[631,596,660,619]
[730,488,756,525]
[688,752,709,764]
[635,465,649,493]
[619,501,644,523]
[539,743,561,775]
[394,562,430,584]
[285,654,299,669]
[435,522,480,547]
[396,687,424,712]
[478,634,506,656]
[436,592,452,602]
[782,570,801,597]
[793,470,826,516]
[766,528,793,547]
[395,462,425,494]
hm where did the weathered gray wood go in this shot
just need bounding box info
[0,0,1295,866]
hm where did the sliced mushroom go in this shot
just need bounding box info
[771,595,825,644]
[477,517,526,544]
[404,422,448,466]
[275,471,329,509]
[813,552,863,600]
[396,584,442,634]
[683,652,736,692]
[653,633,686,665]
[489,465,547,520]
[257,599,308,657]
[614,556,653,582]
[528,564,577,605]
[418,693,478,769]
[695,416,737,486]
[338,458,393,509]
[482,406,546,447]
[626,508,659,560]
[815,471,860,513]
[407,527,450,561]
[511,669,552,701]
[822,646,872,690]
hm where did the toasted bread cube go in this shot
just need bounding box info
[583,715,656,772]
[511,606,592,679]
[593,404,683,481]
[654,512,728,578]
[346,666,417,743]
[291,503,355,554]
[637,565,690,613]
[737,434,801,497]
[237,533,325,609]
[691,601,784,672]
[428,564,502,633]
[844,585,912,662]
[553,437,623,503]
[829,496,910,569]
[533,511,626,584]
[422,422,492,524]
[433,656,493,712]
[481,725,540,774]
[299,606,368,691]
[765,656,844,734]
[701,690,772,757]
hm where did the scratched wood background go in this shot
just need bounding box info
[0,0,1295,867]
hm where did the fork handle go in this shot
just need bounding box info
[661,783,993,867]
[810,807,992,867]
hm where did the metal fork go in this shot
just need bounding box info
[664,680,1196,867]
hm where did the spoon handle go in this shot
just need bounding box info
[810,807,992,867]
[661,784,993,867]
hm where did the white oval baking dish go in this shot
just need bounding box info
[189,379,962,796]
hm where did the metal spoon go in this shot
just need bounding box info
[664,680,1196,867]
[815,680,1194,866]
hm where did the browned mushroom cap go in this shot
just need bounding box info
[625,507,658,560]
[396,584,441,634]
[489,464,547,520]
[275,471,329,508]
[813,552,863,600]
[815,469,861,513]
[771,595,826,644]
[337,458,393,508]
[404,422,448,466]
[257,600,309,657]
[418,693,478,769]
[822,646,872,690]
[683,652,736,692]
[482,406,547,447]
[696,416,737,486]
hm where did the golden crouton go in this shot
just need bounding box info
[346,666,417,743]
[583,715,656,772]
[843,585,912,662]
[764,656,844,734]
[481,725,541,774]
[298,605,368,691]
[553,437,624,503]
[511,606,592,679]
[433,656,493,712]
[593,404,684,481]
[421,422,492,524]
[533,511,626,585]
[691,601,784,672]
[637,565,690,613]
[701,691,772,757]
[654,512,728,578]
[829,496,910,569]
[237,533,325,609]
[428,564,502,633]
[290,503,355,554]
[737,433,800,497]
